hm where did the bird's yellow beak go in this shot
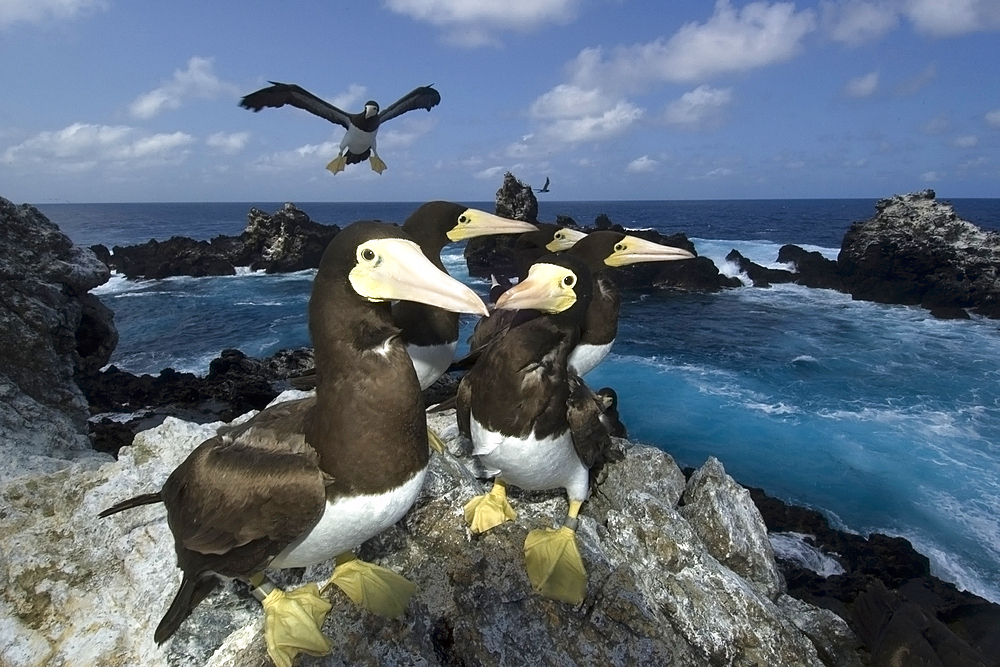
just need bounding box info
[446,209,538,241]
[604,235,695,267]
[494,262,578,314]
[545,228,588,252]
[349,238,488,315]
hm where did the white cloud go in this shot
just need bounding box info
[530,85,616,119]
[252,141,340,172]
[894,64,937,96]
[330,84,368,111]
[663,85,733,129]
[385,0,578,46]
[921,170,942,181]
[627,155,658,173]
[2,122,194,169]
[129,57,240,119]
[904,0,1000,36]
[568,0,817,90]
[843,71,879,97]
[475,165,507,179]
[954,135,979,148]
[206,132,250,154]
[0,0,107,28]
[540,101,644,143]
[822,0,899,45]
[985,110,1000,127]
[376,116,436,150]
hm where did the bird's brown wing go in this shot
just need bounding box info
[378,85,441,123]
[239,81,351,128]
[566,374,621,470]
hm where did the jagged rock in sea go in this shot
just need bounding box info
[725,249,794,288]
[0,402,865,667]
[838,190,1000,319]
[494,171,538,223]
[103,203,341,280]
[777,245,845,292]
[0,197,118,481]
[750,487,1000,666]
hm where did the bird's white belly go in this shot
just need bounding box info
[407,340,458,390]
[568,341,614,376]
[269,467,427,569]
[470,417,589,501]
[341,125,376,154]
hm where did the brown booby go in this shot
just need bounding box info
[239,82,441,174]
[101,222,487,667]
[287,201,538,392]
[535,177,551,193]
[463,230,694,377]
[456,253,623,604]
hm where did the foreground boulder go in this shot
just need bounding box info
[102,203,341,280]
[0,404,863,667]
[838,190,1000,318]
[0,197,117,481]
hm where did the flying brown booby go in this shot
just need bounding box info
[456,253,623,604]
[239,82,441,174]
[101,222,487,667]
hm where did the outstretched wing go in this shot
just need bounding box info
[239,81,351,129]
[378,85,441,123]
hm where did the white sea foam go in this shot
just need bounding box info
[769,532,845,577]
[90,272,134,295]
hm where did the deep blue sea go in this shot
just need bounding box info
[39,199,1000,604]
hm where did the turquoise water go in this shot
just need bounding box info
[40,199,1000,603]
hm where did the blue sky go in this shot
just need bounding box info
[2,0,998,203]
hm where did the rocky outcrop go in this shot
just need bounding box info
[0,197,118,481]
[838,190,1000,318]
[778,245,845,292]
[750,487,1000,667]
[82,348,316,455]
[104,203,341,280]
[494,171,538,223]
[0,403,864,667]
[725,249,794,288]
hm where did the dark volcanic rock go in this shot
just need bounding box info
[106,203,341,280]
[838,190,1000,318]
[778,245,846,291]
[494,171,538,222]
[749,486,1000,667]
[726,249,795,287]
[1,196,119,478]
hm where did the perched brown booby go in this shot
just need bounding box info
[287,201,538,392]
[462,230,694,377]
[456,253,623,604]
[239,82,441,174]
[101,222,487,667]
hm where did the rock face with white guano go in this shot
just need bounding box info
[0,397,864,667]
[838,190,1000,319]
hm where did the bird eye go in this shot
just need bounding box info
[458,215,468,224]
[360,248,376,262]
[555,231,564,239]
[563,274,576,287]
[614,243,625,252]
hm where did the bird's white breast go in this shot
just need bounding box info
[407,340,458,390]
[568,341,614,376]
[341,125,376,154]
[470,416,589,502]
[268,467,427,569]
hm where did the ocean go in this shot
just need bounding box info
[39,198,1000,605]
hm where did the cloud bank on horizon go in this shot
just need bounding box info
[1,0,998,203]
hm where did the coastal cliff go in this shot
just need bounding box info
[0,403,862,667]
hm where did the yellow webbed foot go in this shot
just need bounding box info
[260,583,333,667]
[369,154,387,174]
[428,426,446,454]
[321,552,415,618]
[523,525,587,604]
[326,155,347,174]
[463,480,516,534]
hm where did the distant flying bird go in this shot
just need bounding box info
[536,177,551,193]
[240,82,441,175]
